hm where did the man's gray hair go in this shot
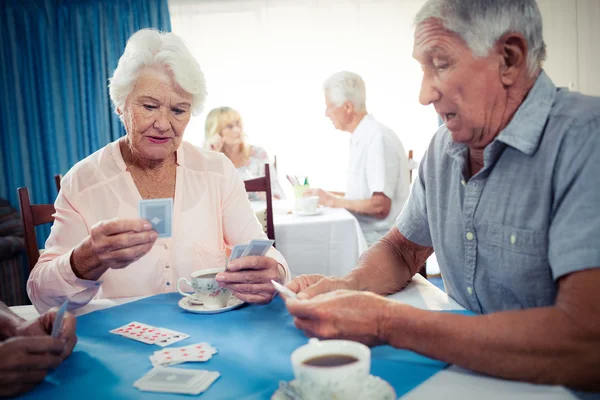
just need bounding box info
[323,71,367,112]
[109,29,207,116]
[415,0,546,77]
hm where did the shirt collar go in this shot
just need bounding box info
[494,70,556,156]
[351,114,374,145]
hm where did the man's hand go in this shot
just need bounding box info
[0,336,64,398]
[17,309,77,360]
[216,256,284,304]
[285,290,396,347]
[286,274,355,299]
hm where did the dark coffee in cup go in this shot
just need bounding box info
[302,354,358,367]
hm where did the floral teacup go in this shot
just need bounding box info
[177,268,231,309]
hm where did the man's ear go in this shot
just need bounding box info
[344,100,355,115]
[497,33,528,87]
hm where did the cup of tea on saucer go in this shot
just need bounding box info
[177,268,231,309]
[290,338,370,399]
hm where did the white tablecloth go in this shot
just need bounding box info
[252,201,368,277]
[9,275,575,399]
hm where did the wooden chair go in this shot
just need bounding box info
[244,164,275,244]
[17,187,56,272]
[54,174,62,192]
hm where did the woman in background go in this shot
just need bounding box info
[204,107,284,199]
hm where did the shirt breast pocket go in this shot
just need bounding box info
[476,222,552,308]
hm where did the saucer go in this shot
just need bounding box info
[271,375,396,400]
[178,295,246,314]
[292,208,323,217]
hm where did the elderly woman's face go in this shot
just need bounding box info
[413,20,506,147]
[122,67,192,162]
[219,118,243,146]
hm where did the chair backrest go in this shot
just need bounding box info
[408,150,420,184]
[244,164,275,244]
[17,187,56,272]
[54,174,62,192]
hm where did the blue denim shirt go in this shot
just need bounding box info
[396,71,600,314]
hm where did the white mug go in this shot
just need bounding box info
[296,196,319,213]
[291,338,371,399]
[177,268,231,309]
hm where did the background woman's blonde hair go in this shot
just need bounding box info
[204,107,250,156]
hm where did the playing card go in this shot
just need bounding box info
[229,244,247,261]
[154,329,190,347]
[271,280,298,299]
[153,343,217,366]
[139,198,173,238]
[51,299,69,338]
[240,239,274,257]
[110,322,189,346]
[134,367,220,395]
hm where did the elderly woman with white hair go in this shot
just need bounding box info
[27,29,289,313]
[306,71,410,246]
[285,0,600,391]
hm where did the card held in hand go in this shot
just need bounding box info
[139,198,173,238]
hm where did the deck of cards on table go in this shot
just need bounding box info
[140,198,173,238]
[134,367,220,395]
[110,321,189,347]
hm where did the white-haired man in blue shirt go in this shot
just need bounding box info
[285,0,600,391]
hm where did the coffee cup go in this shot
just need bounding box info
[177,268,231,309]
[296,196,319,213]
[291,338,370,399]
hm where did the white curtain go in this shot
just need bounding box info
[169,0,437,196]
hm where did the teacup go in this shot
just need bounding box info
[291,338,371,399]
[177,268,231,309]
[296,196,319,213]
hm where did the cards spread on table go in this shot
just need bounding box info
[110,321,189,347]
[51,299,69,338]
[139,198,173,238]
[149,342,218,367]
[271,280,298,299]
[134,367,220,395]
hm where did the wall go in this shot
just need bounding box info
[538,0,600,96]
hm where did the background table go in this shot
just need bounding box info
[252,200,368,277]
[10,275,577,399]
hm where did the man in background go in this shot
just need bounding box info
[306,71,410,245]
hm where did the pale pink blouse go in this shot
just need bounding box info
[27,140,289,313]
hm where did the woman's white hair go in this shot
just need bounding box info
[415,0,546,78]
[109,29,207,116]
[323,71,367,112]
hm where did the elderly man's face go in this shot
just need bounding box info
[413,20,506,147]
[325,96,351,132]
[122,67,192,162]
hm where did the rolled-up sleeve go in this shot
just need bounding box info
[221,157,290,282]
[27,175,102,313]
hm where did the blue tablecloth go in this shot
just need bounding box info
[21,293,471,399]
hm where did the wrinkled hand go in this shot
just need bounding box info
[216,256,283,304]
[285,290,392,347]
[286,274,353,299]
[206,135,225,152]
[72,218,157,280]
[0,336,65,397]
[303,188,339,207]
[17,308,77,360]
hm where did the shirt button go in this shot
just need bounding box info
[467,286,473,295]
[461,179,466,186]
[466,232,474,241]
[166,282,171,286]
[510,234,517,245]
[164,244,168,249]
[165,265,170,269]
